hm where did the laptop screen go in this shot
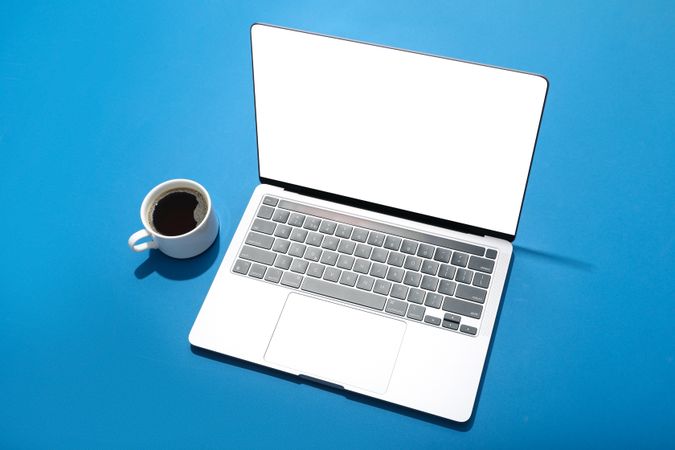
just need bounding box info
[251,24,547,238]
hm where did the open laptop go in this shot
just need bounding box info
[190,23,548,422]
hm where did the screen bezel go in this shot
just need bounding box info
[250,23,549,242]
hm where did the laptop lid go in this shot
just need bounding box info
[251,24,548,241]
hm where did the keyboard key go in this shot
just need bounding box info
[420,275,439,291]
[272,209,290,223]
[451,251,469,267]
[354,243,373,259]
[485,249,498,259]
[232,259,251,275]
[306,232,324,247]
[319,220,337,234]
[373,279,392,296]
[367,232,385,247]
[456,284,487,304]
[287,213,305,227]
[421,260,439,275]
[424,315,441,326]
[401,240,418,255]
[442,320,459,330]
[438,264,456,280]
[391,284,408,300]
[473,272,491,289]
[442,297,482,319]
[433,247,451,263]
[387,252,405,267]
[385,298,408,316]
[386,267,404,283]
[323,267,341,282]
[455,268,473,284]
[406,304,426,321]
[290,228,308,242]
[272,239,290,254]
[307,263,325,278]
[356,275,375,291]
[438,279,457,296]
[404,255,422,271]
[262,196,279,206]
[288,243,306,258]
[337,254,355,270]
[303,217,321,231]
[249,263,267,279]
[321,236,339,250]
[384,235,402,250]
[240,245,276,266]
[407,289,425,304]
[353,258,371,274]
[335,224,353,238]
[371,248,389,263]
[302,277,386,310]
[339,271,358,287]
[370,263,388,278]
[274,224,292,239]
[320,251,339,266]
[274,254,292,270]
[417,243,434,259]
[468,255,495,274]
[246,231,274,250]
[460,325,478,336]
[424,293,443,309]
[280,272,303,288]
[444,313,461,323]
[351,228,369,242]
[403,271,421,287]
[251,218,276,235]
[257,205,274,219]
[304,247,322,262]
[264,267,283,283]
[337,239,356,254]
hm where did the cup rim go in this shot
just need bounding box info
[140,178,212,240]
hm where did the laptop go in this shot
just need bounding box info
[190,23,548,422]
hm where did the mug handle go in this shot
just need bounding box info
[128,229,159,252]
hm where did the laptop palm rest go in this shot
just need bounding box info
[264,293,406,394]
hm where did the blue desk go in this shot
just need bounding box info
[2,1,673,447]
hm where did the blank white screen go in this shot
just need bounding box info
[252,25,547,236]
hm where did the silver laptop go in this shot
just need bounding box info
[190,23,548,422]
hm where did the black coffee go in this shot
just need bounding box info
[150,189,207,236]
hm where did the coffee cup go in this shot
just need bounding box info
[128,179,219,259]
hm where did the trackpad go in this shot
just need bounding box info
[265,293,406,394]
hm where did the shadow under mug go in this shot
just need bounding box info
[128,179,219,259]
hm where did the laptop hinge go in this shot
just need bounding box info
[261,177,513,242]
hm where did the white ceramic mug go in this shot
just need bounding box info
[128,179,219,259]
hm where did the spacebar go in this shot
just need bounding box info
[301,278,387,311]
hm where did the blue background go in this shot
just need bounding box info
[2,1,674,448]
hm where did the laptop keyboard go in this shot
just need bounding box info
[231,196,499,337]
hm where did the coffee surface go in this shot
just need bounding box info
[150,189,206,236]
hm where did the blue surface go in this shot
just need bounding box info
[2,1,674,447]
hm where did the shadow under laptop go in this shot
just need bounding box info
[134,234,221,280]
[513,244,595,272]
[190,342,476,431]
